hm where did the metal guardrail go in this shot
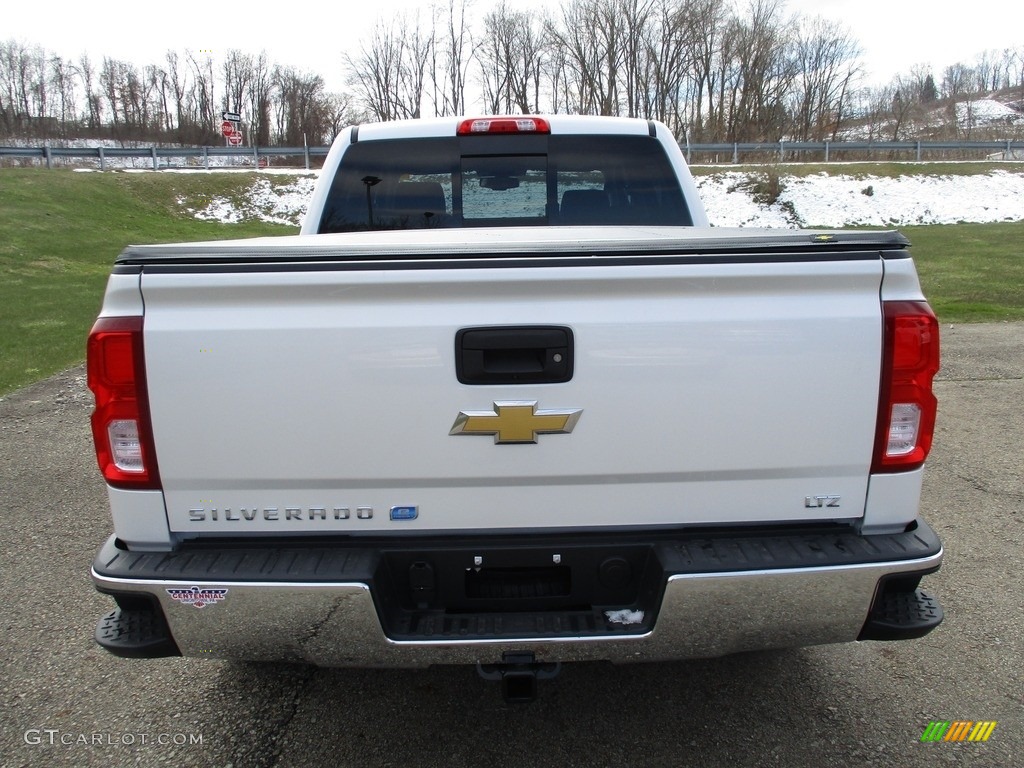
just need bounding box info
[0,144,331,170]
[1,140,1022,169]
[680,139,1024,163]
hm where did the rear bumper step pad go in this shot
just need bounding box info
[859,588,943,641]
[96,608,180,658]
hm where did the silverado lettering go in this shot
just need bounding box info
[187,507,375,522]
[87,115,943,702]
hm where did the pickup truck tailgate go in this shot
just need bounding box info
[134,230,886,535]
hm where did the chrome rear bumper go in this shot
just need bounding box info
[92,521,943,666]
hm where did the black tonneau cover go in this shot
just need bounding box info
[114,226,910,268]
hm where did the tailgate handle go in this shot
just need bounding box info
[456,327,573,385]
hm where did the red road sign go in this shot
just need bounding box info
[221,120,235,137]
[227,132,243,146]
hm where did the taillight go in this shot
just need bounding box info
[872,301,940,473]
[87,316,160,489]
[457,117,551,135]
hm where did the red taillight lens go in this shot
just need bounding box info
[457,117,551,135]
[872,301,940,473]
[87,316,160,489]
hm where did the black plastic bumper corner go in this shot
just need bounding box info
[96,608,181,659]
[859,587,944,641]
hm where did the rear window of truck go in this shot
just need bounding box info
[317,135,692,233]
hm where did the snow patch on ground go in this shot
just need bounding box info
[181,175,318,227]
[176,167,1024,229]
[695,170,1024,228]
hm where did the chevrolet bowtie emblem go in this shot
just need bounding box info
[449,401,582,444]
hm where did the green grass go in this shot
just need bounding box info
[0,169,1020,396]
[903,222,1024,323]
[0,170,294,395]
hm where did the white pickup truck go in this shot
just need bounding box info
[89,115,942,701]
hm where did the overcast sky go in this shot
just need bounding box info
[5,0,1019,96]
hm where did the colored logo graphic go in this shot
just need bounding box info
[166,586,228,609]
[920,721,997,742]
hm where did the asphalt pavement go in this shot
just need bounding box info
[1,322,1021,768]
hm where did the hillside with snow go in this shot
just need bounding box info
[957,99,1024,127]
[174,167,1024,230]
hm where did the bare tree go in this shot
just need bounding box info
[973,50,998,93]
[1014,47,1024,103]
[0,41,45,133]
[0,42,13,132]
[791,16,861,141]
[165,51,188,138]
[347,21,404,121]
[646,0,680,125]
[544,22,571,113]
[479,3,545,114]
[686,0,730,140]
[0,41,50,134]
[885,77,920,141]
[400,15,434,119]
[25,44,48,121]
[905,64,937,103]
[79,54,102,131]
[724,0,796,141]
[186,50,217,140]
[248,52,274,146]
[324,91,365,139]
[434,0,475,116]
[149,64,173,133]
[274,66,339,145]
[942,62,972,101]
[99,57,124,133]
[479,2,517,113]
[223,50,253,120]
[617,0,657,118]
[546,0,625,115]
[346,15,434,121]
[49,55,78,130]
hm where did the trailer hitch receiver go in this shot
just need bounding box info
[476,652,561,703]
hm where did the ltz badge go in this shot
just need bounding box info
[449,401,582,444]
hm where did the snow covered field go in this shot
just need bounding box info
[177,166,1024,229]
[696,169,1024,227]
